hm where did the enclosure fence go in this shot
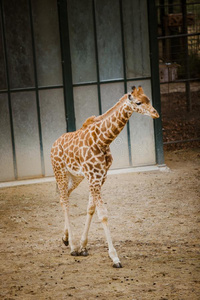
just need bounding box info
[156,0,200,147]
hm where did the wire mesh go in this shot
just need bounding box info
[156,0,200,149]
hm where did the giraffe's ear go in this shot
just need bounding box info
[137,86,144,95]
[131,86,137,97]
[132,86,136,92]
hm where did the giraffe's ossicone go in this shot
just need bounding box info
[51,86,159,268]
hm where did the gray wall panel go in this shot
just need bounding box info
[123,0,150,78]
[11,92,42,178]
[0,94,15,181]
[3,0,34,89]
[95,0,123,81]
[39,88,66,176]
[127,80,156,166]
[32,0,62,87]
[74,85,99,130]
[68,0,97,84]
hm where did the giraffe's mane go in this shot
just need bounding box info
[81,116,97,129]
[81,94,128,129]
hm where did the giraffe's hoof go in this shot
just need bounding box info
[62,238,69,247]
[113,262,123,268]
[79,249,89,256]
[71,251,79,256]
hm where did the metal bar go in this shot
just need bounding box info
[36,85,63,90]
[157,2,200,8]
[0,90,9,94]
[119,0,132,167]
[57,0,76,132]
[119,0,127,97]
[10,85,63,91]
[127,77,151,82]
[182,0,191,112]
[160,77,200,84]
[147,0,165,165]
[0,85,64,94]
[0,0,18,179]
[28,0,45,176]
[72,76,151,88]
[164,138,200,145]
[159,0,165,51]
[158,33,200,40]
[168,0,173,14]
[73,81,97,87]
[92,0,102,115]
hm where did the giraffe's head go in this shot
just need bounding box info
[128,86,159,119]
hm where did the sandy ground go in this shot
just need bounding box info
[0,148,200,300]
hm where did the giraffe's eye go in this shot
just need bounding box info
[136,102,142,106]
[128,93,133,101]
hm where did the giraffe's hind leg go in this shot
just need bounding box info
[52,163,83,255]
[79,190,95,256]
[61,173,84,253]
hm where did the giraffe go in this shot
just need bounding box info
[51,86,159,268]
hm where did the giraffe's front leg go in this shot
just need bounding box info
[96,203,122,268]
[89,183,122,268]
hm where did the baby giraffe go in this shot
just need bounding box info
[51,86,159,268]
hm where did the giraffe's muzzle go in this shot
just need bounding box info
[151,109,159,119]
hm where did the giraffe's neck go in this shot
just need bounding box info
[96,95,133,147]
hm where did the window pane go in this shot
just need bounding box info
[11,91,42,178]
[100,83,130,168]
[73,85,99,130]
[68,0,97,84]
[95,0,123,81]
[0,94,15,181]
[123,0,150,78]
[127,80,156,165]
[39,88,66,176]
[32,0,62,87]
[3,0,34,89]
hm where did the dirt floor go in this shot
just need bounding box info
[0,148,200,300]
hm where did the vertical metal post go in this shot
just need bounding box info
[57,0,76,132]
[147,0,165,165]
[168,0,173,14]
[119,0,132,166]
[0,0,18,179]
[159,0,165,59]
[29,0,45,176]
[92,0,102,115]
[182,0,191,112]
